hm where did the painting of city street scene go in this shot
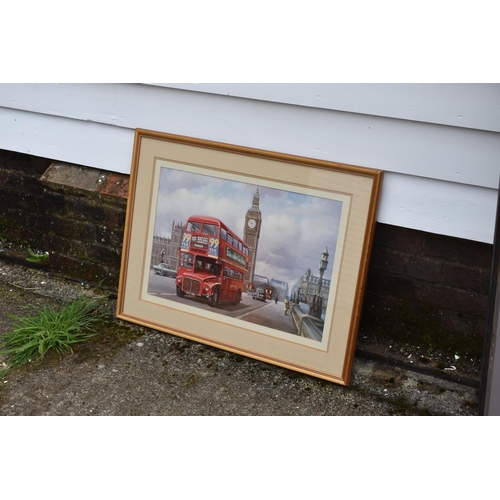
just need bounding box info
[147,164,344,343]
[117,130,383,385]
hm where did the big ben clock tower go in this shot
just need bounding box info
[243,187,262,285]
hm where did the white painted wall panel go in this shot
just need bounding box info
[1,83,499,187]
[379,173,497,243]
[157,83,500,133]
[0,83,499,243]
[0,107,134,173]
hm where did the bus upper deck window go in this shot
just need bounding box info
[188,222,201,233]
[202,224,218,237]
[220,228,227,241]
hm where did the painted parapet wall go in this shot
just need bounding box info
[290,304,324,342]
[0,83,498,244]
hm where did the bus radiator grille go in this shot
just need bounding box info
[183,278,201,295]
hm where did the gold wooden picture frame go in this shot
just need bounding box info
[117,129,383,385]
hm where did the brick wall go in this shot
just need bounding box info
[0,149,493,357]
[0,149,52,250]
[360,224,492,358]
[0,150,127,287]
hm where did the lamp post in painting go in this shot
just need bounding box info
[316,247,329,318]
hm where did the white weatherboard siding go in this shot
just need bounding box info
[0,83,498,243]
[0,107,134,173]
[159,83,500,133]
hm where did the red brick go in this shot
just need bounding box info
[98,172,129,199]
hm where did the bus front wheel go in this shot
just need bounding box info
[208,287,220,307]
[176,286,185,298]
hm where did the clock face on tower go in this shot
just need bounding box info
[247,218,256,229]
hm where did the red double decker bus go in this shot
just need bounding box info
[175,216,249,307]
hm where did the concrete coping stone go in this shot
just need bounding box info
[40,162,129,199]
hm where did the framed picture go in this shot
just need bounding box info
[117,129,383,385]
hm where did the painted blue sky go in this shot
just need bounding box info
[153,166,343,289]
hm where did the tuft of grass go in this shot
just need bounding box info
[26,247,49,263]
[0,295,106,377]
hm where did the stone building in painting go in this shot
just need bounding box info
[151,221,185,270]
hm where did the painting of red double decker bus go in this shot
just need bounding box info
[175,215,249,307]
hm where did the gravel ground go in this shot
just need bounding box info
[0,258,480,416]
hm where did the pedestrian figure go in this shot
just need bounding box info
[275,295,278,304]
[284,296,290,315]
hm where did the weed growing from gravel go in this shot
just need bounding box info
[26,247,49,264]
[0,295,106,377]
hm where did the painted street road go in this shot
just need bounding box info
[147,270,297,335]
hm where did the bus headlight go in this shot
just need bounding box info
[204,285,210,292]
